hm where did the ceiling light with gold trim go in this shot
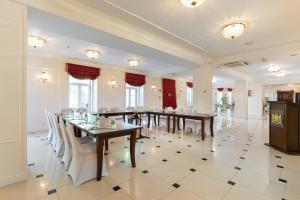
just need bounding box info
[85,49,101,60]
[268,64,280,72]
[181,0,205,7]
[222,23,246,39]
[28,36,46,48]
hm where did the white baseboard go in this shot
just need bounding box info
[0,168,28,187]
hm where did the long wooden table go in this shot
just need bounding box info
[147,111,215,141]
[70,121,142,181]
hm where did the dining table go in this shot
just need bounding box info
[69,120,142,181]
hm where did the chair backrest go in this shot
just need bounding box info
[98,107,108,113]
[44,110,52,130]
[77,107,88,114]
[59,117,71,147]
[110,107,119,112]
[166,107,174,112]
[65,122,80,158]
[50,113,62,139]
[61,108,73,115]
[127,106,135,111]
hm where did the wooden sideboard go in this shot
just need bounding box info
[268,101,300,154]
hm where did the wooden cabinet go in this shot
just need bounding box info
[268,101,300,154]
[277,90,294,102]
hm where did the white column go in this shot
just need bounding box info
[193,65,213,113]
[0,0,27,186]
[234,80,248,118]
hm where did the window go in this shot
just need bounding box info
[126,83,144,108]
[68,76,96,111]
[187,87,193,107]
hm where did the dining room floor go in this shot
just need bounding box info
[1,115,300,200]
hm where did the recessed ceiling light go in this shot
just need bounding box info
[28,36,46,48]
[180,0,205,8]
[268,64,280,72]
[275,72,286,77]
[222,23,246,39]
[128,59,139,67]
[85,49,101,59]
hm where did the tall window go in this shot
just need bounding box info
[187,87,193,107]
[126,83,144,108]
[69,76,96,111]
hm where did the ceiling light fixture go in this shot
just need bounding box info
[180,0,205,7]
[212,77,216,83]
[85,49,101,59]
[28,36,46,48]
[128,59,139,68]
[222,23,246,39]
[268,64,280,72]
[275,72,286,77]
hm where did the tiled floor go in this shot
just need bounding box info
[1,116,300,200]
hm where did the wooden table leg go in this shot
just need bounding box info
[167,115,170,132]
[177,117,181,130]
[158,114,160,126]
[210,117,214,137]
[172,115,176,133]
[154,114,157,126]
[147,113,150,128]
[183,118,186,131]
[130,130,136,168]
[96,136,104,181]
[123,114,126,122]
[201,119,205,141]
[105,138,109,151]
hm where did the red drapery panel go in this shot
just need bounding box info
[227,88,233,92]
[186,82,193,88]
[162,78,177,109]
[66,63,100,80]
[217,88,224,92]
[125,72,145,87]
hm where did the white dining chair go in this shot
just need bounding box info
[48,113,57,148]
[59,117,72,170]
[50,113,64,157]
[44,110,53,142]
[65,122,108,186]
[61,108,73,115]
[98,107,108,113]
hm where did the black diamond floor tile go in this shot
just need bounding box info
[113,186,121,191]
[48,189,57,195]
[172,183,180,188]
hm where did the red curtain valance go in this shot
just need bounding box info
[186,82,193,88]
[125,72,145,87]
[66,63,100,80]
[162,78,177,109]
[227,88,233,92]
[217,88,224,92]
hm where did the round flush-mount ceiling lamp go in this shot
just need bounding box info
[85,49,101,60]
[180,0,205,8]
[222,23,246,39]
[128,59,139,68]
[268,64,280,72]
[28,36,46,48]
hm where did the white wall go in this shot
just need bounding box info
[0,0,27,187]
[27,54,190,132]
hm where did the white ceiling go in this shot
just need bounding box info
[27,0,300,86]
[79,0,300,57]
[28,26,179,75]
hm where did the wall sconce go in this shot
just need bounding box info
[151,84,157,91]
[39,71,49,84]
[179,87,183,93]
[108,80,117,88]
